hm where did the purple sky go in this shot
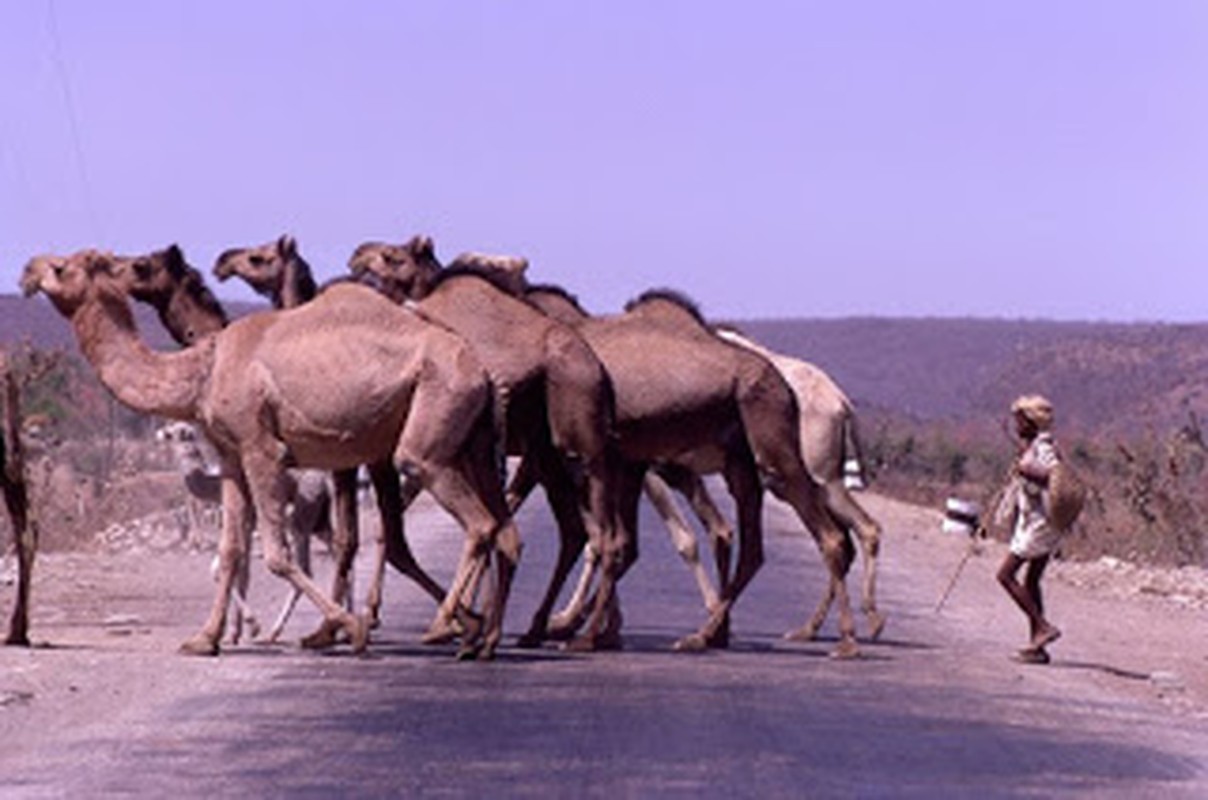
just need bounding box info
[2,2,1206,321]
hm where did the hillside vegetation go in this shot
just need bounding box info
[737,317,1208,567]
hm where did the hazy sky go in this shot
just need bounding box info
[2,2,1206,321]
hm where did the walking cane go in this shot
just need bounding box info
[934,534,982,612]
[935,496,985,612]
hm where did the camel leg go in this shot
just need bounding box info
[773,472,859,658]
[547,540,600,636]
[369,462,446,618]
[517,447,592,647]
[181,475,251,655]
[461,427,521,662]
[242,452,367,654]
[263,489,316,643]
[301,468,361,649]
[823,480,885,640]
[396,381,514,657]
[675,454,763,652]
[648,467,726,611]
[410,457,515,659]
[568,464,643,652]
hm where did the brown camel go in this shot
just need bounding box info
[22,249,519,659]
[348,235,621,647]
[210,235,447,634]
[114,243,363,646]
[503,284,860,656]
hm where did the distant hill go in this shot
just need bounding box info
[5,292,1206,437]
[732,317,1208,436]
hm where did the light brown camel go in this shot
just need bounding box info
[22,249,519,659]
[505,284,861,656]
[211,235,448,638]
[115,243,361,646]
[714,326,885,640]
[348,235,622,647]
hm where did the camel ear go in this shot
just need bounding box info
[406,235,434,260]
[277,234,296,259]
[166,244,184,266]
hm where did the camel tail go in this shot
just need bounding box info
[841,410,870,491]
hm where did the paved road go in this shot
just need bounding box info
[3,491,1206,798]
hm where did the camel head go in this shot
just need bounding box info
[21,249,119,317]
[213,234,298,301]
[446,251,530,296]
[347,235,441,303]
[111,245,229,344]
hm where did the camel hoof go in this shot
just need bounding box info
[705,617,730,649]
[456,641,483,661]
[347,615,370,655]
[672,633,708,653]
[783,624,820,643]
[547,610,586,639]
[179,634,219,657]
[421,625,461,646]
[565,631,623,653]
[300,624,339,650]
[866,612,888,642]
[829,638,860,660]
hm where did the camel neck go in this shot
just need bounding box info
[161,284,227,344]
[278,257,318,309]
[71,289,212,419]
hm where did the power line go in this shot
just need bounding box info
[45,0,103,240]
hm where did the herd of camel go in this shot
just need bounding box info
[19,234,884,660]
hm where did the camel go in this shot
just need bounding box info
[713,327,885,640]
[495,285,864,657]
[22,249,519,659]
[348,235,622,647]
[210,235,447,634]
[154,420,223,548]
[115,243,367,646]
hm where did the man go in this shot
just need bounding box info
[996,394,1065,665]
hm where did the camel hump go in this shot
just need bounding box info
[624,288,711,331]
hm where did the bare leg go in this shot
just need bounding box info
[998,552,1060,650]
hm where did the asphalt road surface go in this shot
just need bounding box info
[2,490,1205,798]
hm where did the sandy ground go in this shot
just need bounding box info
[1,491,1205,795]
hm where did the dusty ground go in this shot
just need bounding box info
[1,492,1206,795]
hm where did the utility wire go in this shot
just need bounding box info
[46,0,103,240]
